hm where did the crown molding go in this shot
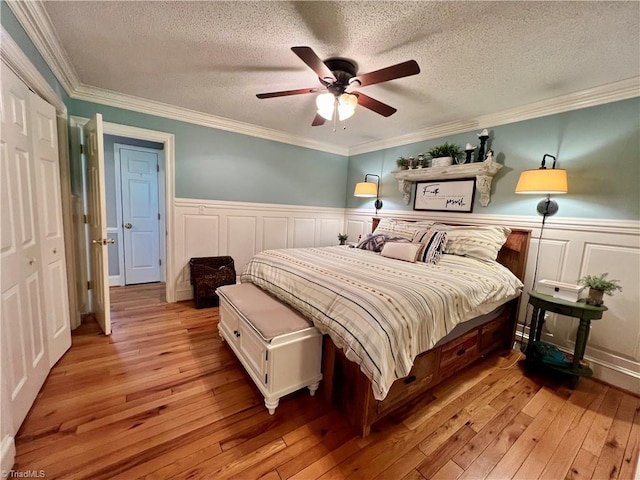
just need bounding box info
[70,84,349,156]
[348,77,640,156]
[5,0,80,94]
[0,25,66,115]
[9,0,639,159]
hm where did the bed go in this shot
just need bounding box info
[241,218,531,435]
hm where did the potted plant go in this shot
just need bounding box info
[577,273,622,306]
[337,233,349,245]
[396,157,409,170]
[427,142,463,167]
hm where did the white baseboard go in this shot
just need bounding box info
[1,434,15,476]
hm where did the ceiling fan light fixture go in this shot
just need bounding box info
[316,92,336,120]
[338,93,358,121]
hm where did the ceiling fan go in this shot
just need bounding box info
[256,46,420,127]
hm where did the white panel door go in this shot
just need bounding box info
[84,114,111,335]
[120,147,160,284]
[30,92,71,366]
[0,63,49,430]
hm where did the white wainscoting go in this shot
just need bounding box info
[345,208,640,394]
[173,198,345,302]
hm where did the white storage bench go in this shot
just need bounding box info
[216,283,322,414]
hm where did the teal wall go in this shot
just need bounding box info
[3,1,638,220]
[67,99,349,208]
[348,98,640,220]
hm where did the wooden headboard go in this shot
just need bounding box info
[371,217,531,283]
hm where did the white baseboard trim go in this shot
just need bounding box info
[1,434,16,476]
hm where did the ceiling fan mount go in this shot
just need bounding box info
[256,46,420,127]
[320,58,362,96]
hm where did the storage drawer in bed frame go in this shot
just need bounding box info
[320,300,516,437]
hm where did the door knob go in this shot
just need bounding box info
[124,223,132,229]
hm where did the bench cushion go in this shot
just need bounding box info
[217,283,312,341]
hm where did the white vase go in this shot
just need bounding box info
[431,156,453,167]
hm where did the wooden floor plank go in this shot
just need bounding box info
[538,382,607,480]
[591,393,639,480]
[513,380,598,480]
[567,448,599,480]
[10,284,639,480]
[458,412,533,480]
[618,399,640,480]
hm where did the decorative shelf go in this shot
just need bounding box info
[391,159,503,207]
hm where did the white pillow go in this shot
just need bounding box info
[374,218,434,240]
[432,224,511,261]
[380,242,422,263]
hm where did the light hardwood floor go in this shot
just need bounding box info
[14,283,640,479]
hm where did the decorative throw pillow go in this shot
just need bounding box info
[433,224,511,261]
[380,242,422,263]
[355,233,410,253]
[416,230,448,264]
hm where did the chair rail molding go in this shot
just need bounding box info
[392,158,503,206]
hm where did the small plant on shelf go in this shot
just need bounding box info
[396,157,409,170]
[577,273,622,306]
[427,142,463,165]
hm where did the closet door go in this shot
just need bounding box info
[0,63,50,431]
[30,92,71,366]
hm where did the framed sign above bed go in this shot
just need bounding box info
[414,178,475,212]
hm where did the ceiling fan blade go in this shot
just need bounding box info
[311,113,326,126]
[256,87,320,99]
[351,60,420,88]
[291,46,336,83]
[353,92,397,117]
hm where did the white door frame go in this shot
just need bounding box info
[71,116,176,303]
[113,143,165,286]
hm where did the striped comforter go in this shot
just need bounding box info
[241,246,523,400]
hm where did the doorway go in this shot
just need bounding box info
[105,136,165,286]
[70,116,176,335]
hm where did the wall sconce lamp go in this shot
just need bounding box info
[354,174,383,214]
[514,155,568,352]
[515,154,568,217]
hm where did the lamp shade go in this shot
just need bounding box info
[316,92,336,120]
[337,93,358,121]
[515,168,568,194]
[354,181,377,197]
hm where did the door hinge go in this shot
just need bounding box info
[79,144,84,154]
[83,214,89,224]
[265,351,268,361]
[87,280,92,290]
[157,164,159,173]
[158,213,161,220]
[265,374,268,384]
[159,259,162,266]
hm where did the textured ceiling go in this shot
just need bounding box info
[42,1,640,149]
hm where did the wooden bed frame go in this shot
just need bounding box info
[319,218,531,436]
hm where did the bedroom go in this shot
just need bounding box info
[1,1,638,478]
